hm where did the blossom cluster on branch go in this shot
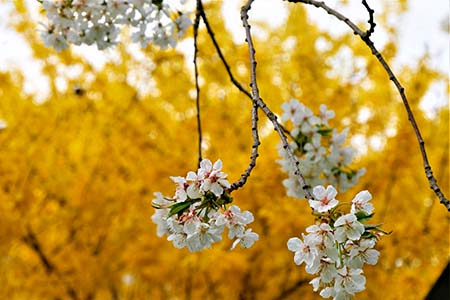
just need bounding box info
[151,159,259,252]
[278,99,365,198]
[288,185,386,300]
[39,0,191,51]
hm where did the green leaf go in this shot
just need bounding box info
[364,223,383,230]
[315,124,333,136]
[345,169,357,180]
[361,231,377,239]
[294,132,310,154]
[168,201,194,218]
[317,128,333,136]
[355,211,374,223]
[221,192,233,205]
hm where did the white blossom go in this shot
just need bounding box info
[152,158,257,252]
[347,239,380,269]
[185,221,224,252]
[199,159,231,197]
[231,229,259,250]
[287,236,318,269]
[334,213,365,242]
[185,171,202,199]
[305,223,339,262]
[351,190,374,214]
[170,176,188,201]
[39,0,192,50]
[167,231,187,249]
[278,99,364,198]
[288,185,384,299]
[309,185,339,213]
[281,99,304,122]
[318,257,338,283]
[334,267,366,294]
[215,205,254,239]
[319,104,335,125]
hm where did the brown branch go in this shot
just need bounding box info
[423,139,449,232]
[197,0,252,100]
[198,0,308,195]
[23,226,79,300]
[274,278,309,300]
[197,0,260,192]
[241,0,313,200]
[109,284,119,300]
[230,100,260,191]
[22,227,55,274]
[362,0,376,38]
[287,0,450,211]
[194,0,203,168]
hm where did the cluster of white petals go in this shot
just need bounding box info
[151,159,258,252]
[288,185,384,300]
[39,0,191,51]
[278,99,365,199]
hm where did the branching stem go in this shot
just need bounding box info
[286,0,450,211]
[194,0,202,168]
[362,0,376,38]
[241,0,313,200]
[197,0,260,193]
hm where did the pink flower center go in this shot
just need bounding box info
[321,197,330,205]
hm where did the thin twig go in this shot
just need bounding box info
[287,0,450,211]
[362,0,376,38]
[230,100,260,191]
[194,0,202,168]
[197,0,260,192]
[197,1,252,99]
[275,279,309,300]
[241,0,313,200]
[22,225,79,300]
[22,226,55,274]
[199,0,307,194]
[199,1,299,146]
[423,138,449,231]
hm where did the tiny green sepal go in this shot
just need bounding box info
[364,223,383,230]
[355,211,374,223]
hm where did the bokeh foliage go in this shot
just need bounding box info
[0,1,448,299]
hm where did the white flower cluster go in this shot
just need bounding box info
[288,185,386,300]
[278,99,365,199]
[39,0,191,51]
[151,159,259,252]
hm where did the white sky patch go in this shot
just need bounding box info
[177,37,194,74]
[222,0,287,44]
[315,36,333,52]
[419,80,449,119]
[71,45,112,71]
[304,0,391,48]
[325,45,353,81]
[394,0,449,74]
